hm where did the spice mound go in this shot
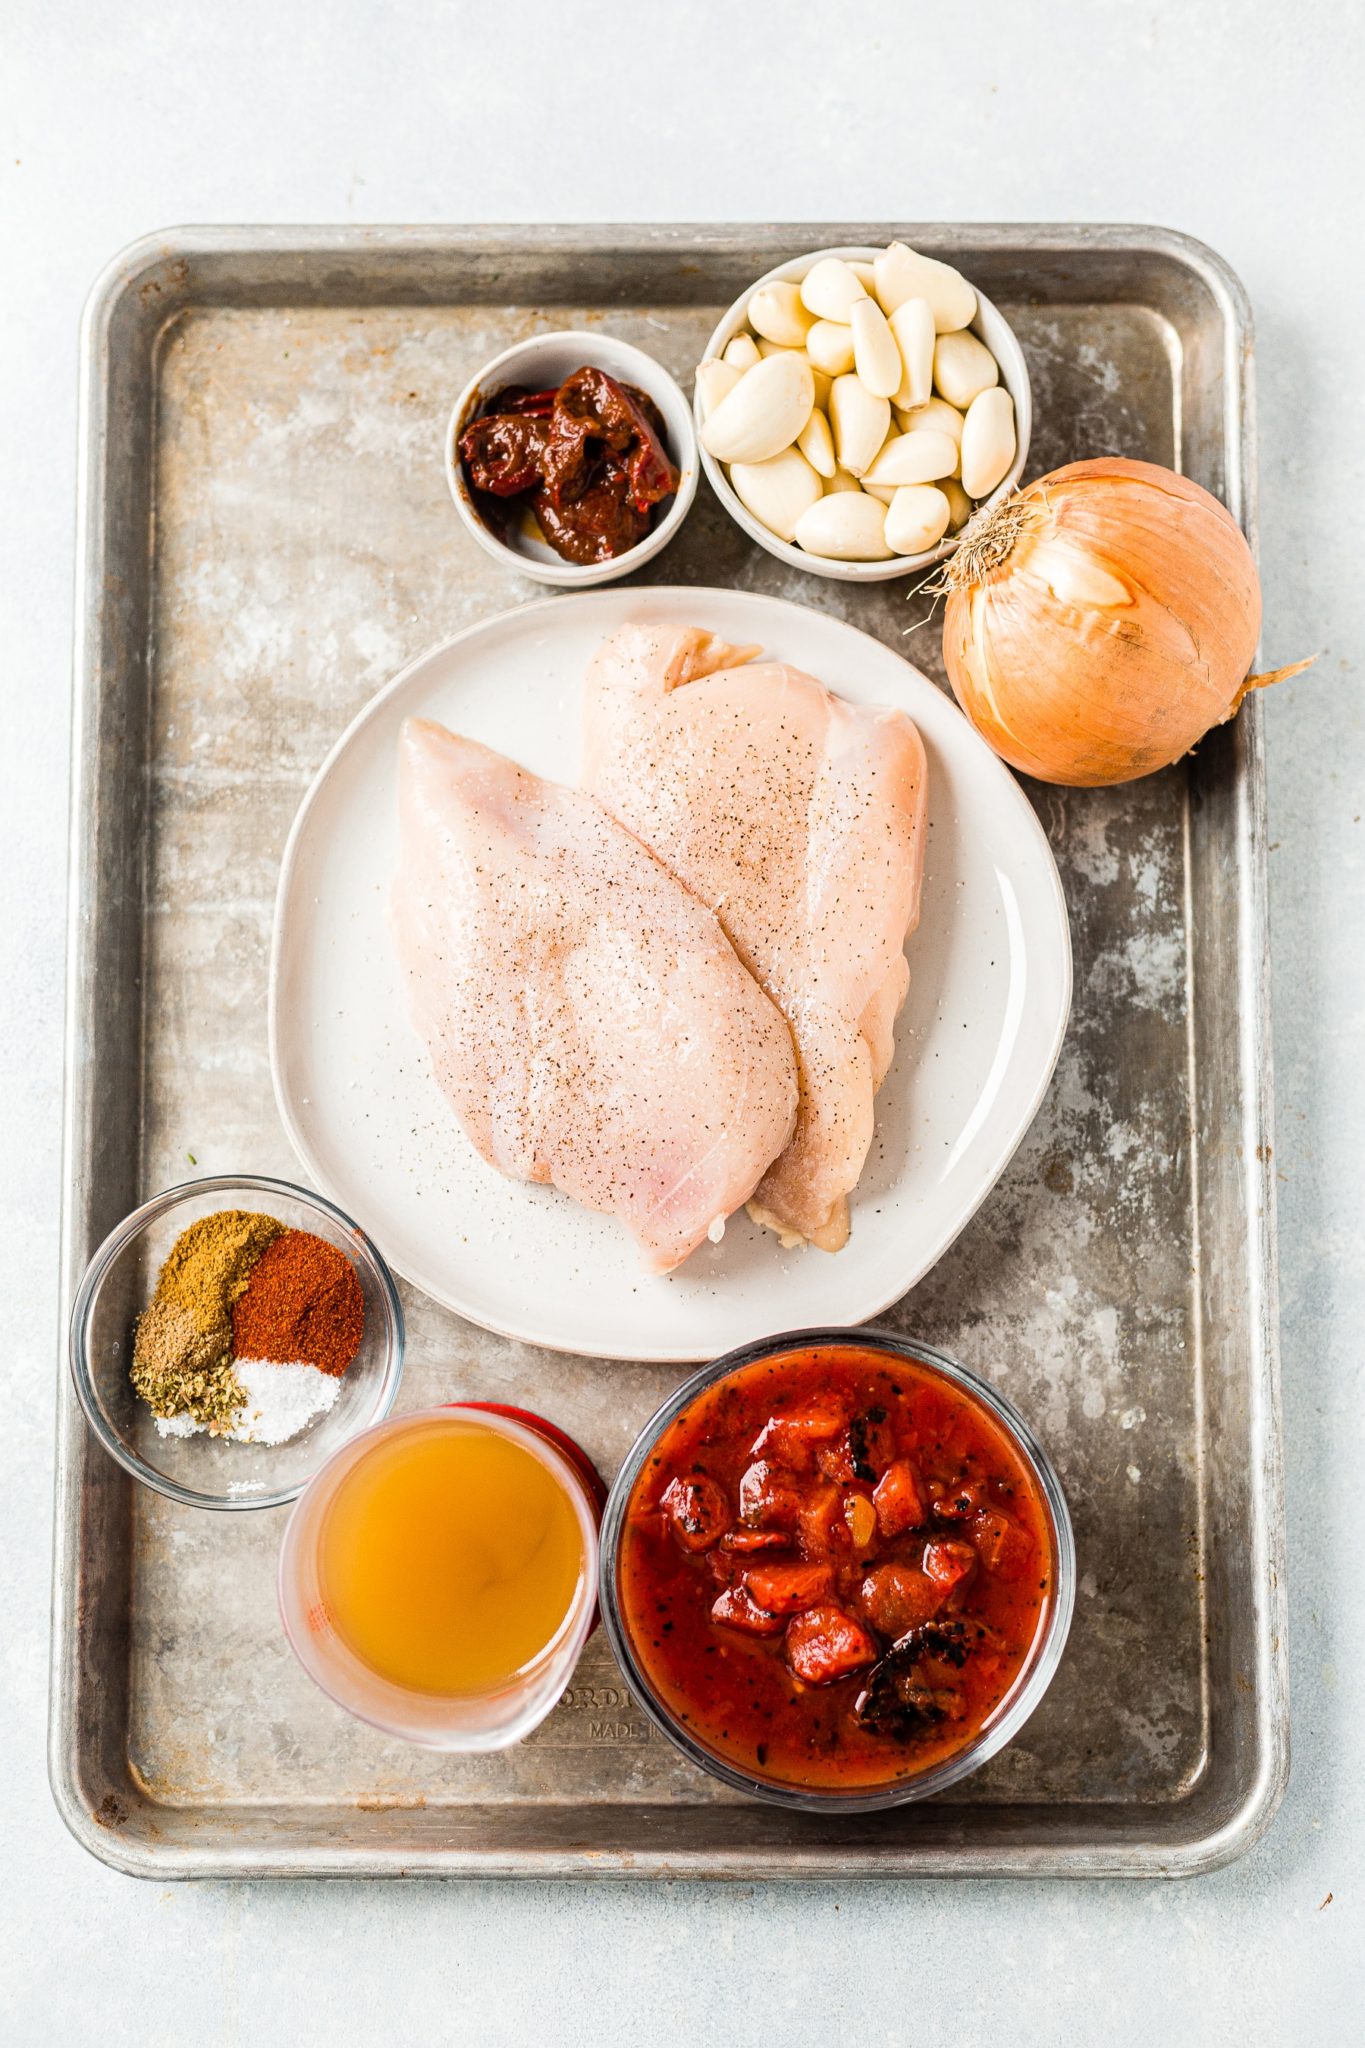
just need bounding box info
[131,1209,365,1446]
[232,1230,364,1374]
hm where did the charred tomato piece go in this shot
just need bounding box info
[921,1538,977,1592]
[795,1478,848,1559]
[719,1526,790,1553]
[858,1560,950,1639]
[929,1473,984,1521]
[853,1405,897,1480]
[784,1603,878,1686]
[660,1473,729,1554]
[872,1457,927,1538]
[711,1583,785,1637]
[738,1459,804,1530]
[968,1507,1035,1579]
[750,1393,848,1470]
[743,1558,834,1615]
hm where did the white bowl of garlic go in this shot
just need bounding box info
[695,242,1031,581]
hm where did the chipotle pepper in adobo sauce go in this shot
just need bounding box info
[618,1344,1055,1791]
[459,366,680,565]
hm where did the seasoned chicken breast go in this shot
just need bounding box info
[391,718,798,1273]
[583,625,927,1252]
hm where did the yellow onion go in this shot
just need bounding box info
[941,457,1303,787]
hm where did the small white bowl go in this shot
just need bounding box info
[446,330,698,588]
[697,246,1032,584]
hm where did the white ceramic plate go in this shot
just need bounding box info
[270,587,1071,1362]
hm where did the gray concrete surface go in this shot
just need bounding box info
[3,3,1361,2040]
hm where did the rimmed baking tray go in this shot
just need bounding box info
[51,224,1287,1878]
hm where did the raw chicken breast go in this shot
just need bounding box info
[583,625,927,1253]
[391,719,798,1273]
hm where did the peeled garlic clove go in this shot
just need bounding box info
[848,259,879,294]
[756,343,831,408]
[850,298,902,401]
[729,444,824,543]
[800,257,867,323]
[861,429,900,504]
[701,350,814,464]
[942,477,973,530]
[794,491,893,560]
[806,320,857,377]
[695,358,745,420]
[828,373,891,478]
[895,394,965,448]
[823,464,862,495]
[863,427,958,488]
[933,329,999,410]
[797,406,836,479]
[874,241,978,332]
[723,332,762,371]
[755,336,797,358]
[885,483,952,555]
[748,281,815,349]
[959,386,1016,499]
[888,298,935,410]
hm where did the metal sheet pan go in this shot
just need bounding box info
[50,224,1288,1878]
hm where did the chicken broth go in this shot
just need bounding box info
[318,1417,585,1697]
[618,1343,1054,1790]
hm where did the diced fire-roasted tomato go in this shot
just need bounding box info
[968,1508,1034,1579]
[796,1478,847,1558]
[930,1475,983,1521]
[872,1457,927,1538]
[711,1584,785,1636]
[815,1434,856,1485]
[858,1561,948,1638]
[750,1394,848,1470]
[660,1473,729,1553]
[719,1526,790,1553]
[743,1559,834,1615]
[922,1538,977,1591]
[785,1604,878,1686]
[737,1459,803,1529]
[816,1408,897,1485]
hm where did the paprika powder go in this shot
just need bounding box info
[231,1229,365,1377]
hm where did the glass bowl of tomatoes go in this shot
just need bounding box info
[599,1326,1075,1811]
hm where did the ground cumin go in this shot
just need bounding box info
[231,1229,365,1376]
[130,1209,284,1425]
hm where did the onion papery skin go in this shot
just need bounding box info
[942,458,1262,787]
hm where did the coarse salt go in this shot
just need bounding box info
[153,1358,340,1446]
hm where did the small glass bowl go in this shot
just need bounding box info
[599,1326,1074,1813]
[69,1174,405,1512]
[278,1405,602,1750]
